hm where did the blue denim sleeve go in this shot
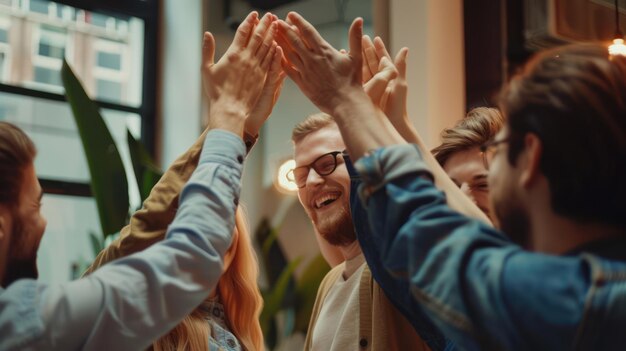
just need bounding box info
[0,129,245,351]
[353,144,593,351]
[344,151,453,351]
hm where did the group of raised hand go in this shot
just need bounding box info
[202,10,411,153]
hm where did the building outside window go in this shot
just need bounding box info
[0,0,157,283]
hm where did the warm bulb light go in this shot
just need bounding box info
[276,159,298,193]
[609,38,626,56]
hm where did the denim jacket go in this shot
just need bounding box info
[344,151,453,351]
[348,144,626,351]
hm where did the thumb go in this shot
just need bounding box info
[348,18,363,81]
[202,32,216,67]
[394,48,408,79]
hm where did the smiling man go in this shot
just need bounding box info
[291,113,433,351]
[432,107,504,221]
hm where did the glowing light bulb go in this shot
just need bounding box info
[609,38,626,57]
[276,159,298,193]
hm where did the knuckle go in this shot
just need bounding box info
[228,53,240,63]
[252,32,264,42]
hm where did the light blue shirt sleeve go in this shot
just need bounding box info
[0,129,246,351]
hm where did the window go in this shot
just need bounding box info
[0,0,158,284]
[29,0,51,14]
[28,25,68,90]
[0,16,10,82]
[93,38,130,104]
[0,28,7,42]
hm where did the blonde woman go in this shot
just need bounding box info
[85,11,284,351]
[150,208,263,351]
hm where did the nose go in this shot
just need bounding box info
[305,168,325,187]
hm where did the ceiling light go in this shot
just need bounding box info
[275,158,298,193]
[609,0,626,56]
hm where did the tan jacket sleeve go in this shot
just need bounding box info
[83,128,210,275]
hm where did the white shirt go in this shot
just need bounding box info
[311,253,366,351]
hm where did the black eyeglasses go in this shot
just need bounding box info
[480,138,509,170]
[287,151,343,188]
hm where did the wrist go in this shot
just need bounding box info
[243,118,262,138]
[329,88,370,121]
[209,100,247,137]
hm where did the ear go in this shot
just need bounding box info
[0,206,9,241]
[519,133,543,189]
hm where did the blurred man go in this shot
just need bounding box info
[278,11,626,350]
[432,107,504,221]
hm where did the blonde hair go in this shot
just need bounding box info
[291,112,335,143]
[153,208,264,351]
[431,107,504,167]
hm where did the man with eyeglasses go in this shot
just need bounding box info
[277,11,626,351]
[289,112,435,350]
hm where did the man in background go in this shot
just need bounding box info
[432,107,504,221]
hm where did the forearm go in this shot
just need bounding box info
[390,116,491,224]
[331,88,405,160]
[330,86,488,227]
[85,128,211,275]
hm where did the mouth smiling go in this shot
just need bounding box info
[313,191,341,210]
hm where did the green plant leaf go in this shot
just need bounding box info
[61,60,129,238]
[127,129,162,202]
[259,257,302,340]
[141,169,162,201]
[88,231,103,257]
[255,218,290,286]
[294,254,330,332]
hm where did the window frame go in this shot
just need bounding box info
[0,0,159,198]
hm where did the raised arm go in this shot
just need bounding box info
[84,12,284,274]
[0,12,281,351]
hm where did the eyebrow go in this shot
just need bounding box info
[38,190,44,202]
[472,174,488,182]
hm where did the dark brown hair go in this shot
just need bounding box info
[0,122,37,206]
[432,107,504,167]
[500,44,626,225]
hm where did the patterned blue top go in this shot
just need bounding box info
[203,299,242,351]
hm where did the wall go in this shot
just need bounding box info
[389,0,465,148]
[160,0,204,167]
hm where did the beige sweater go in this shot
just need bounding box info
[304,261,431,350]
